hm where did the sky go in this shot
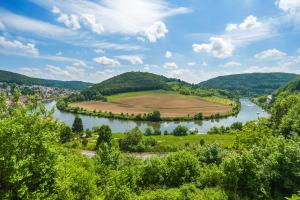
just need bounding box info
[0,0,299,83]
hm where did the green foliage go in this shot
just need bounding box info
[146,110,161,122]
[2,76,300,199]
[0,69,93,90]
[72,116,83,134]
[0,101,60,199]
[194,112,203,120]
[54,152,98,200]
[60,125,73,143]
[199,72,297,96]
[196,143,224,165]
[164,151,201,187]
[95,125,113,149]
[207,122,243,134]
[119,128,145,152]
[173,125,189,136]
[271,94,300,137]
[222,151,261,199]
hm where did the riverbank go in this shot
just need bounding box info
[45,99,268,133]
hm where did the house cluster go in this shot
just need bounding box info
[0,82,77,103]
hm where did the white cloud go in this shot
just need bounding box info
[244,65,289,73]
[193,15,272,58]
[92,41,143,51]
[0,9,142,51]
[0,36,39,57]
[224,15,272,46]
[82,14,104,34]
[165,51,172,59]
[187,62,196,66]
[0,21,5,30]
[0,9,77,41]
[144,21,168,43]
[224,61,242,68]
[245,53,300,74]
[240,15,263,30]
[93,56,120,66]
[276,0,300,25]
[276,0,300,13]
[95,49,105,54]
[52,6,81,30]
[163,62,178,70]
[144,64,150,71]
[202,62,208,67]
[31,0,190,39]
[137,37,146,42]
[226,15,264,33]
[225,23,238,32]
[117,55,143,65]
[20,62,115,83]
[165,68,228,83]
[193,37,234,59]
[255,49,287,59]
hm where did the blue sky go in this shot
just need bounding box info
[0,0,299,83]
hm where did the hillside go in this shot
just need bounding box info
[275,75,300,97]
[198,72,298,96]
[0,70,93,90]
[83,72,176,96]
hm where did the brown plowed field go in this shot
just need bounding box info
[70,93,232,117]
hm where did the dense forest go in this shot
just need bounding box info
[198,72,297,96]
[0,76,299,200]
[0,70,93,90]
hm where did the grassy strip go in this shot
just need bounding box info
[68,133,235,152]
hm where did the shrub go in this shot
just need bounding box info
[119,128,146,152]
[164,151,201,187]
[173,125,189,136]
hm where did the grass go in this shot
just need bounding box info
[71,133,235,151]
[113,133,235,149]
[201,96,235,106]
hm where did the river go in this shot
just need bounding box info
[45,99,269,133]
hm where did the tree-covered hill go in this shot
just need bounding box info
[198,72,298,96]
[0,70,93,90]
[275,75,300,97]
[82,72,179,96]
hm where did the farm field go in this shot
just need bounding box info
[70,90,233,118]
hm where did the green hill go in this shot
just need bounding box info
[198,72,298,96]
[83,72,176,96]
[275,75,300,97]
[0,70,93,90]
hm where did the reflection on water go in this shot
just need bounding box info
[45,99,269,133]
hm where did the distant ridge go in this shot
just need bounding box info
[0,70,93,90]
[198,72,298,96]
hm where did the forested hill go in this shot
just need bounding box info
[83,72,181,96]
[198,72,298,96]
[0,70,93,90]
[274,75,300,98]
